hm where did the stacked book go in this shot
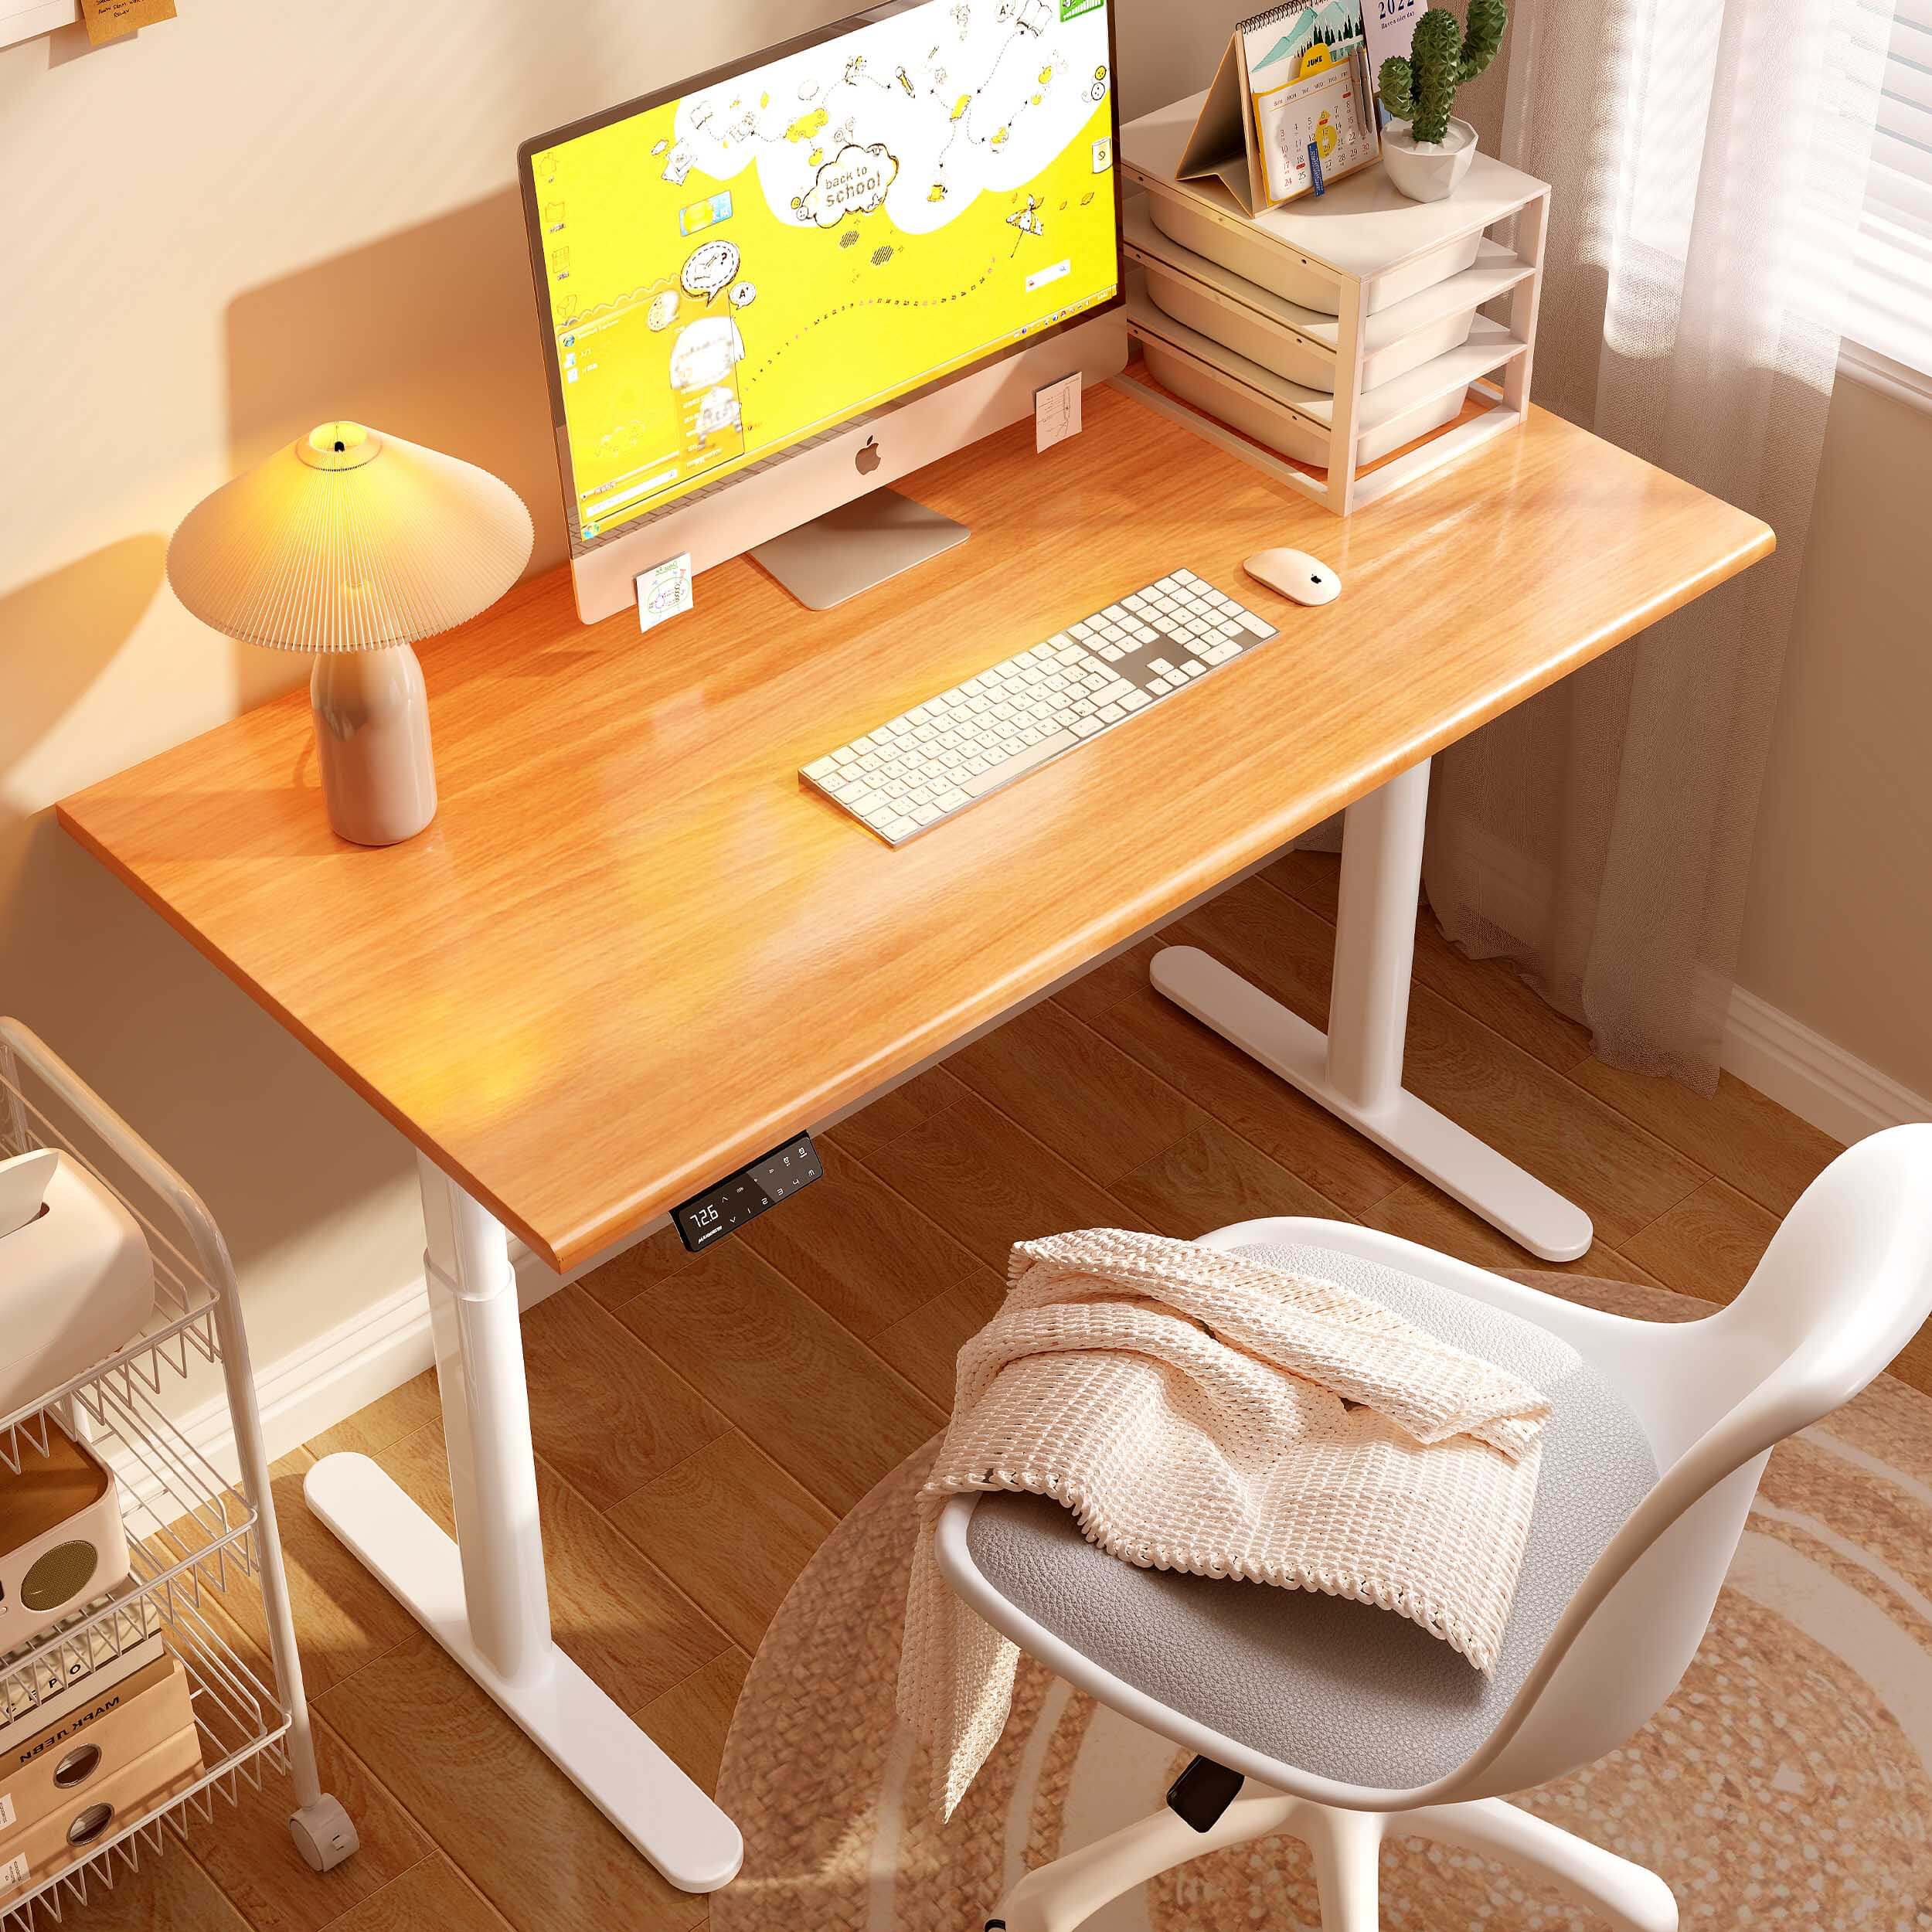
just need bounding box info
[0,1437,202,1907]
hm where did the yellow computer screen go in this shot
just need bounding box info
[524,0,1120,551]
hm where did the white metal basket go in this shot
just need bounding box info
[0,1019,359,1925]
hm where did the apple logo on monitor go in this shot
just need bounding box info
[855,436,881,476]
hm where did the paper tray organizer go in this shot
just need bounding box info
[1119,90,1552,514]
[0,1019,359,1923]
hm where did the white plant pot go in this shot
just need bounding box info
[1380,117,1478,202]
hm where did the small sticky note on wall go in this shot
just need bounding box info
[79,0,177,43]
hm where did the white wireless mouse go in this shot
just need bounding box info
[1245,547,1342,607]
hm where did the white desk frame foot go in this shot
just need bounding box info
[1151,757,1594,1263]
[304,1154,744,1894]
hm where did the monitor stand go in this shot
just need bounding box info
[750,488,968,611]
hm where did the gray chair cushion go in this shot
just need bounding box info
[964,1242,1660,1791]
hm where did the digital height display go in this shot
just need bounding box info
[672,1134,824,1251]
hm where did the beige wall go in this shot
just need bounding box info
[1736,375,1932,1102]
[0,0,1250,1372]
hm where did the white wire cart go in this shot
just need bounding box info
[0,1019,359,1927]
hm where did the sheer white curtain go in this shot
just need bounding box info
[1421,0,1896,1090]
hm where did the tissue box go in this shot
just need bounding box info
[0,1151,154,1417]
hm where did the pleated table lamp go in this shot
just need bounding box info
[167,422,533,846]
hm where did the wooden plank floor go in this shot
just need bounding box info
[71,855,1874,1932]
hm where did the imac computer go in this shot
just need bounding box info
[519,0,1127,621]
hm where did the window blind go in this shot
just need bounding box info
[1848,0,1932,374]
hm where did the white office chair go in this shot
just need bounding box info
[936,1124,1932,1931]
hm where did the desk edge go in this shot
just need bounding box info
[56,503,1776,1277]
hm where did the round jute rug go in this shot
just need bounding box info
[714,1276,1932,1930]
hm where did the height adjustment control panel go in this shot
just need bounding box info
[672,1132,823,1252]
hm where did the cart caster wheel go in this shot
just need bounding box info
[290,1794,360,1872]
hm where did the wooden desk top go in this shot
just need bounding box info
[60,383,1771,1272]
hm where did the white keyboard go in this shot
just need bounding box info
[801,570,1280,845]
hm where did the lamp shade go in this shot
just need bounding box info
[166,422,534,653]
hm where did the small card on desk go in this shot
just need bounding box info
[1035,372,1082,452]
[636,553,693,634]
[77,0,176,43]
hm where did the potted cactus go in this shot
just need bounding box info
[1378,0,1506,202]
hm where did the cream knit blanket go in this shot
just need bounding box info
[898,1229,1552,1816]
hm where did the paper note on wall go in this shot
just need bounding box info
[78,0,176,43]
[1365,0,1427,93]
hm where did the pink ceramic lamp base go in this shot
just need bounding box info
[310,645,437,846]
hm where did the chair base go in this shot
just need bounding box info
[985,1791,1677,1932]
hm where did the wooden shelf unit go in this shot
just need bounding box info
[1121,91,1550,515]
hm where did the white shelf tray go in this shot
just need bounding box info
[1306,240,1534,357]
[1128,277,1523,448]
[1124,199,1337,363]
[1313,320,1526,432]
[1128,199,1536,403]
[1126,199,1533,366]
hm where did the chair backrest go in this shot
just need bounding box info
[1462,1123,1932,1798]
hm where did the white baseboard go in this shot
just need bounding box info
[1721,983,1932,1147]
[128,1243,563,1499]
[1427,813,1932,1146]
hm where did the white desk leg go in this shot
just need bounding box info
[304,1154,744,1893]
[1151,758,1594,1262]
